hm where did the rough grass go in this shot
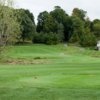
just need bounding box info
[0,44,100,100]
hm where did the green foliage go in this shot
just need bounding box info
[50,6,68,41]
[14,9,36,42]
[69,16,84,43]
[63,17,73,41]
[24,9,35,24]
[50,6,68,24]
[0,3,99,47]
[36,9,65,43]
[69,17,96,47]
[0,2,20,45]
[84,17,92,28]
[37,11,58,33]
[70,8,96,47]
[80,27,97,47]
[33,32,60,45]
[72,8,87,21]
[33,32,46,43]
[45,32,60,45]
[92,19,100,39]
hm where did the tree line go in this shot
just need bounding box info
[0,1,100,47]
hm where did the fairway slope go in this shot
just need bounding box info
[0,44,100,100]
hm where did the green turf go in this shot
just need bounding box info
[0,44,100,100]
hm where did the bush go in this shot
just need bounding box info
[33,32,46,43]
[79,29,97,47]
[79,34,97,47]
[32,32,61,45]
[45,32,60,45]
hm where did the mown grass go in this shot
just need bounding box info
[0,44,100,100]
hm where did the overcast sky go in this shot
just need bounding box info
[15,0,100,23]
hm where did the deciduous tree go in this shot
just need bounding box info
[0,0,20,45]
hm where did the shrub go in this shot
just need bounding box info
[33,32,45,43]
[79,28,97,47]
[32,32,61,45]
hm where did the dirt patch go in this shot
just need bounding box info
[6,59,50,65]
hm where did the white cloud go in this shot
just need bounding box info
[15,0,100,23]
